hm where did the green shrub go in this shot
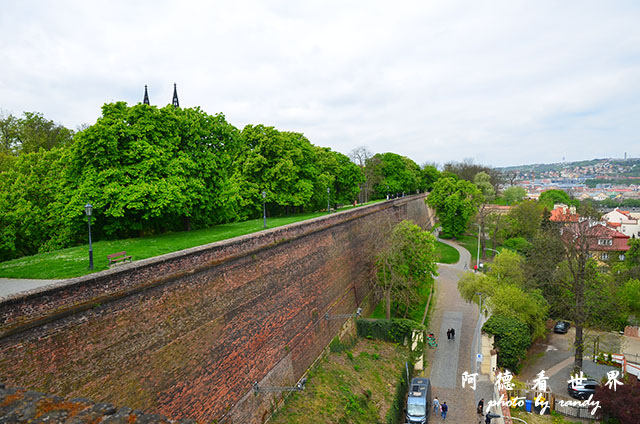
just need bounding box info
[356,318,424,344]
[329,336,346,353]
[386,362,413,424]
[502,237,532,255]
[482,314,531,373]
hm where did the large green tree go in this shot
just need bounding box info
[0,148,64,260]
[313,147,363,210]
[421,164,441,192]
[236,125,320,217]
[48,102,243,246]
[502,186,526,205]
[505,199,544,240]
[0,110,73,155]
[459,250,549,342]
[375,220,438,320]
[369,152,423,198]
[426,176,483,238]
[538,189,576,210]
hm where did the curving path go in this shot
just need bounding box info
[0,278,62,298]
[423,238,492,423]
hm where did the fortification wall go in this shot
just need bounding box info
[0,195,434,423]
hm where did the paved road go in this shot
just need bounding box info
[521,328,624,395]
[424,239,492,423]
[0,278,62,298]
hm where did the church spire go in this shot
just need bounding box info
[143,85,150,105]
[172,83,179,108]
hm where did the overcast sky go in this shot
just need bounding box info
[1,1,639,167]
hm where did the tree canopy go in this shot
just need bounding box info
[426,176,483,238]
[375,220,438,320]
[538,189,577,210]
[0,104,367,261]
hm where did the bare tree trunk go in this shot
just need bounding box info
[574,325,584,371]
[385,290,391,320]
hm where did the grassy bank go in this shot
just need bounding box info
[434,241,459,264]
[455,234,479,267]
[268,338,408,424]
[0,201,383,279]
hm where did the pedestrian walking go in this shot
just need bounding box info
[441,402,448,419]
[477,398,484,415]
[433,397,440,414]
[447,328,451,340]
[451,328,455,339]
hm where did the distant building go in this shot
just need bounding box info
[550,204,580,223]
[562,221,630,262]
[602,208,640,238]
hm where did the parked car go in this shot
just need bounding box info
[406,377,431,423]
[554,321,570,334]
[567,379,598,400]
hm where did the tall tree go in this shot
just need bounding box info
[421,164,441,192]
[0,111,73,155]
[375,220,438,319]
[349,146,374,203]
[505,199,544,240]
[314,147,363,209]
[443,159,503,193]
[538,189,576,210]
[49,102,242,246]
[502,186,526,205]
[237,125,318,216]
[370,152,422,198]
[558,222,606,371]
[0,148,64,260]
[426,176,483,238]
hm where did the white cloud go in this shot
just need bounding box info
[1,0,639,166]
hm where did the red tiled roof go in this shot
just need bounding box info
[550,208,580,222]
[563,222,630,252]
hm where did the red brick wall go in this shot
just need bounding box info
[0,195,434,423]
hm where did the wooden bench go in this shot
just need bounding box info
[107,251,133,267]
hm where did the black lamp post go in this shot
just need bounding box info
[327,187,330,213]
[84,203,94,270]
[262,191,267,229]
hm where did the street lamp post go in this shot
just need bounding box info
[84,203,94,270]
[485,247,499,259]
[327,187,330,213]
[262,191,267,229]
[475,223,481,270]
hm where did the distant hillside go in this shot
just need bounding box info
[499,158,640,175]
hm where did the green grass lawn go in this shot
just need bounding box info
[456,233,479,267]
[0,201,383,280]
[434,240,459,264]
[369,281,433,326]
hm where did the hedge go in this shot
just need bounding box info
[482,314,531,373]
[387,361,413,424]
[356,318,425,345]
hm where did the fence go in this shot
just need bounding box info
[504,388,600,421]
[622,351,640,364]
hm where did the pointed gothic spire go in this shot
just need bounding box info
[172,83,179,108]
[143,85,150,105]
